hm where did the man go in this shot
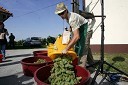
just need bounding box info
[55,2,89,67]
[9,33,15,48]
[85,18,96,65]
[0,22,9,60]
[79,10,96,66]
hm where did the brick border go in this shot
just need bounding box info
[90,44,128,53]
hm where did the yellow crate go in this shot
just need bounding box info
[47,36,77,60]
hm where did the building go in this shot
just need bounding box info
[84,0,128,53]
[0,6,13,22]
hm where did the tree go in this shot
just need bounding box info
[41,38,47,46]
[47,36,56,44]
[16,40,24,46]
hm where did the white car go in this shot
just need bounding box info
[23,37,42,47]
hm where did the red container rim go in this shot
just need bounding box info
[34,65,90,85]
[21,57,50,66]
[34,65,52,85]
[0,54,3,58]
[33,50,48,57]
[33,50,47,54]
[33,50,47,52]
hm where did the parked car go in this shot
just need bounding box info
[23,37,42,47]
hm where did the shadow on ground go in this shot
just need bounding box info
[0,72,34,85]
[6,54,33,58]
[0,53,33,67]
[0,61,20,67]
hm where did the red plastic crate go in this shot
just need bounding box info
[0,54,3,63]
[34,65,90,85]
[33,50,47,57]
[21,56,53,77]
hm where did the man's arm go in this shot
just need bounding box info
[79,10,95,19]
[62,28,80,54]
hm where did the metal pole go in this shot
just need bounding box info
[100,0,104,73]
[76,0,79,13]
[71,0,75,12]
[82,0,85,11]
[71,0,79,13]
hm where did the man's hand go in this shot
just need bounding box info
[62,49,68,54]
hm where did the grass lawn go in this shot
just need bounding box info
[93,53,128,74]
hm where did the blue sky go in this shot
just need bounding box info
[1,0,128,44]
[0,0,83,41]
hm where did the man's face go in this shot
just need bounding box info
[58,10,67,19]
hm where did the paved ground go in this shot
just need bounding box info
[0,49,127,85]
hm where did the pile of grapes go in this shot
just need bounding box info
[34,59,46,64]
[48,55,82,85]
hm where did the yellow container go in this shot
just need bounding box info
[48,36,77,60]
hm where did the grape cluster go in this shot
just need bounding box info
[48,55,82,85]
[34,59,46,64]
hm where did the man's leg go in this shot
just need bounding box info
[79,55,87,68]
[87,47,94,64]
[87,30,94,64]
[1,44,6,60]
[80,30,94,67]
[13,42,15,48]
[78,38,88,67]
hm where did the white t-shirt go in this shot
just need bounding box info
[67,12,88,31]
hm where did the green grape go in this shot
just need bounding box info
[48,55,81,85]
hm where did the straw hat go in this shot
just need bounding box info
[55,2,67,14]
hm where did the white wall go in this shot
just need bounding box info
[86,0,128,44]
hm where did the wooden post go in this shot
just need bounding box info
[71,0,75,12]
[71,0,79,13]
[82,0,85,11]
